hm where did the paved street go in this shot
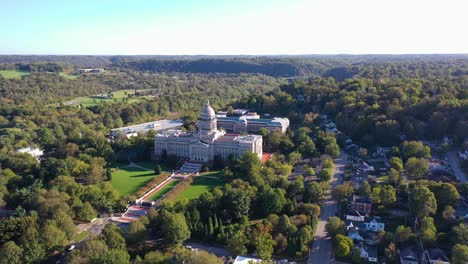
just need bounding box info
[447,151,467,183]
[308,152,347,264]
[183,242,229,257]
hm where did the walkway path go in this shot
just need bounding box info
[308,152,347,264]
[447,151,467,183]
[126,161,153,172]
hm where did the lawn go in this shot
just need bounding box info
[61,89,147,107]
[74,230,89,242]
[147,179,180,201]
[0,70,29,79]
[176,172,224,201]
[376,175,389,183]
[111,166,155,197]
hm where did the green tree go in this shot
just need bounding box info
[332,183,354,201]
[92,249,130,264]
[252,224,276,260]
[385,242,399,264]
[389,157,403,171]
[358,181,372,196]
[0,241,23,264]
[226,229,247,255]
[452,244,468,264]
[451,223,468,245]
[380,185,397,206]
[305,181,324,202]
[420,217,437,247]
[277,215,297,236]
[394,225,413,243]
[76,202,96,221]
[405,157,429,178]
[160,211,190,246]
[334,234,353,258]
[101,224,126,250]
[325,217,345,237]
[154,165,161,175]
[401,141,430,160]
[410,185,437,219]
[40,221,68,251]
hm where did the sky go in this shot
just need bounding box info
[1,0,467,55]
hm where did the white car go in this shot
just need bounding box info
[67,244,75,251]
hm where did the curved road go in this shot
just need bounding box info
[447,151,467,183]
[308,152,347,264]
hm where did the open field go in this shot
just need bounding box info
[111,166,155,197]
[176,172,224,201]
[147,179,180,201]
[0,70,30,79]
[60,89,150,107]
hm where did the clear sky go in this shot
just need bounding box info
[1,0,467,55]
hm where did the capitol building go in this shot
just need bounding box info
[155,101,264,162]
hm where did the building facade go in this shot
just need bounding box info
[155,101,263,162]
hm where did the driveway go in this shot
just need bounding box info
[183,242,229,257]
[447,151,467,183]
[308,152,347,264]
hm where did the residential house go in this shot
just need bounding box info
[358,243,378,263]
[424,248,450,264]
[16,146,44,160]
[346,211,365,222]
[364,216,385,232]
[348,195,373,215]
[399,246,419,264]
[351,172,369,189]
[356,161,374,173]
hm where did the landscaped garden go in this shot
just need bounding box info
[147,179,180,201]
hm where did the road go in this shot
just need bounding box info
[447,151,467,183]
[183,242,229,257]
[308,152,347,264]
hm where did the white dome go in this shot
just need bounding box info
[200,101,215,120]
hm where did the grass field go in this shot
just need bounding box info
[111,166,155,197]
[176,172,224,201]
[0,70,30,79]
[61,89,151,107]
[147,179,180,201]
[74,230,89,242]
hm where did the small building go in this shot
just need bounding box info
[348,195,373,215]
[16,146,44,160]
[233,256,261,264]
[424,248,450,264]
[358,243,378,263]
[364,216,385,232]
[399,246,419,264]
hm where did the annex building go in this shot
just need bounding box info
[155,101,263,162]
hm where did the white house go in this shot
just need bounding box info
[16,146,44,160]
[364,217,385,232]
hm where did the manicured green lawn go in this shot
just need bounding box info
[176,172,224,201]
[111,166,155,197]
[74,230,89,242]
[376,175,389,183]
[147,179,180,201]
[0,70,29,79]
[61,89,147,107]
